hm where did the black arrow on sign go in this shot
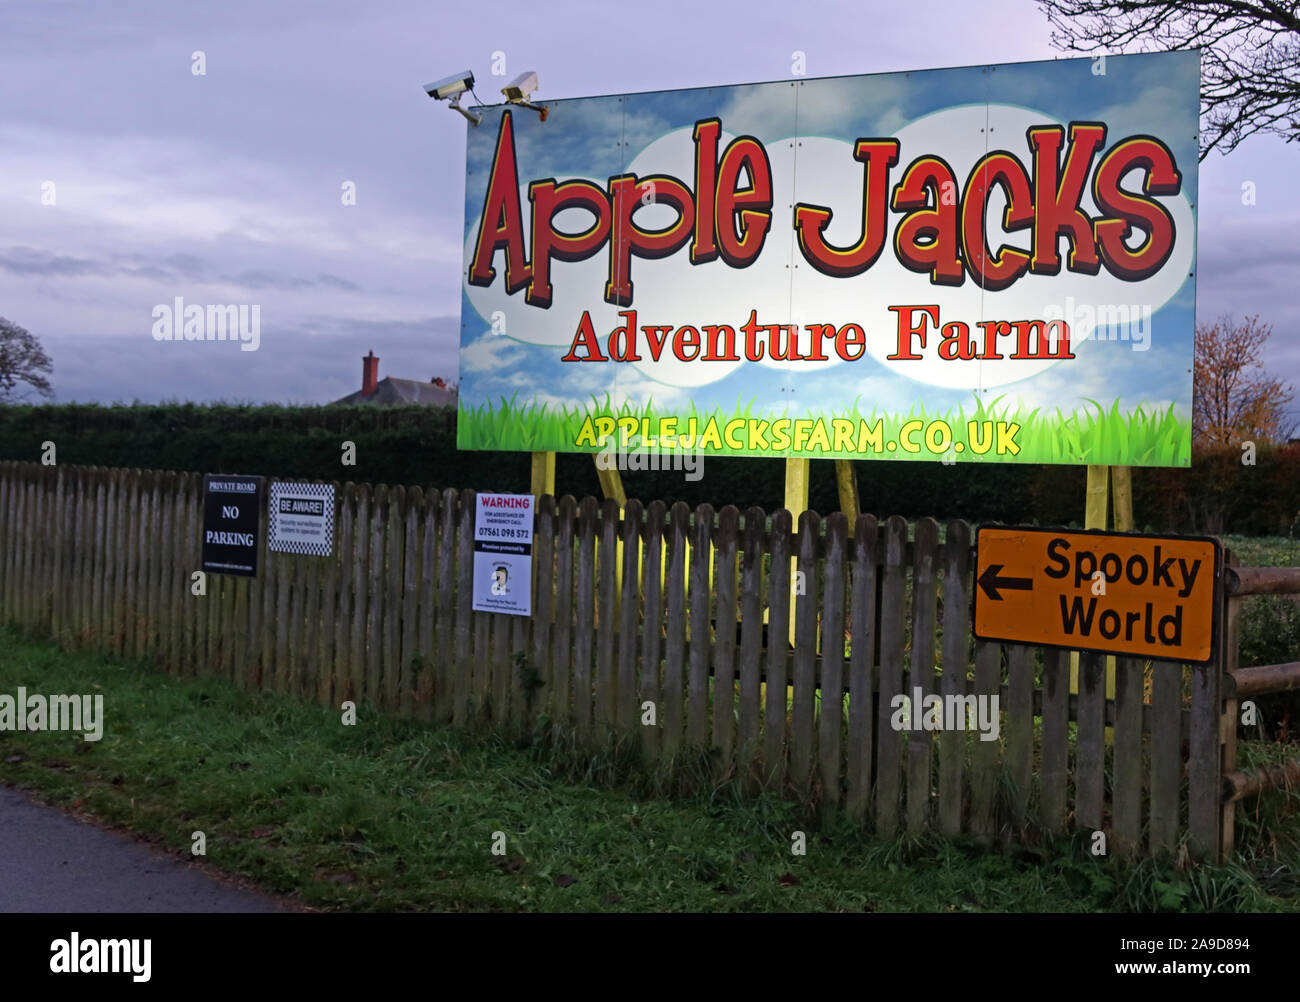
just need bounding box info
[978,564,1034,601]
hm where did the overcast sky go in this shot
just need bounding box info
[1,0,1295,420]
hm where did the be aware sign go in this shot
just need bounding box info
[458,51,1199,466]
[973,526,1220,663]
[269,482,335,557]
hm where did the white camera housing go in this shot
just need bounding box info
[424,70,474,101]
[501,71,538,103]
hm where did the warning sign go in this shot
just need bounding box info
[472,493,533,617]
[972,526,1220,663]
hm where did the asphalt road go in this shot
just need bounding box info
[0,785,285,912]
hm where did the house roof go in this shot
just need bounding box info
[332,377,458,407]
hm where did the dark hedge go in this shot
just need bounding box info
[0,404,1295,534]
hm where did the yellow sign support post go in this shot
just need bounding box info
[1071,465,1135,743]
[593,458,627,508]
[540,451,853,655]
[1111,466,1134,533]
[530,452,556,498]
[784,458,811,646]
[834,459,860,531]
[1072,465,1135,689]
[782,457,859,645]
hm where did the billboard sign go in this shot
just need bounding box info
[458,51,1199,465]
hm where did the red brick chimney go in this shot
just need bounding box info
[361,350,379,397]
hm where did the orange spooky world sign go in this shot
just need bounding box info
[972,527,1221,663]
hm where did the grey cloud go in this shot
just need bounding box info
[44,314,460,405]
[315,272,361,291]
[0,247,212,282]
[156,253,210,280]
[220,269,316,291]
[0,245,358,296]
[0,248,108,277]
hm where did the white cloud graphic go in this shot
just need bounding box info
[461,330,526,372]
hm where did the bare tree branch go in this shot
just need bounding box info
[1037,0,1300,158]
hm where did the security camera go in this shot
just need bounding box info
[500,70,547,122]
[424,70,474,101]
[423,69,481,126]
[501,71,538,103]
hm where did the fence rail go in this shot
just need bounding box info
[1218,548,1300,853]
[0,461,1254,859]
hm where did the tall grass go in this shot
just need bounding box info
[458,393,1191,465]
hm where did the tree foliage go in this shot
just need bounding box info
[1038,0,1300,158]
[0,317,53,403]
[1193,314,1295,445]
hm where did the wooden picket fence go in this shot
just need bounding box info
[0,461,1250,859]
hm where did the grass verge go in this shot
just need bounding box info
[0,625,1294,912]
